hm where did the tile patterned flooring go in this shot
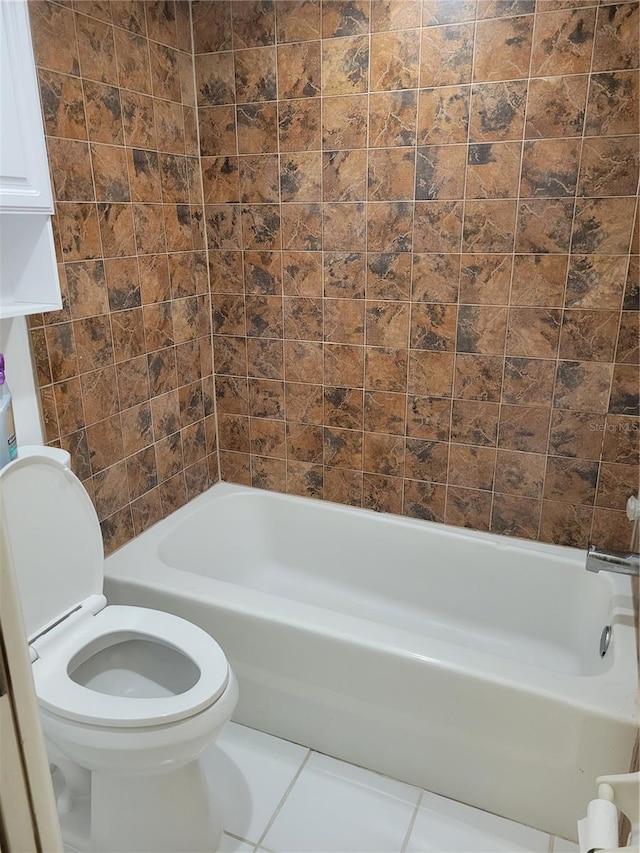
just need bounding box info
[203,723,580,853]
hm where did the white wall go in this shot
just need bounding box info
[0,317,43,446]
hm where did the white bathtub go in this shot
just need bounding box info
[105,482,638,841]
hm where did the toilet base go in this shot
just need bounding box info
[57,760,221,853]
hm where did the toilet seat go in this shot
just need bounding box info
[33,605,229,728]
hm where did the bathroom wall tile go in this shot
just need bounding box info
[29,1,80,77]
[407,350,454,397]
[422,0,477,27]
[591,1,639,73]
[469,80,528,142]
[609,364,640,416]
[490,494,541,540]
[323,465,363,506]
[369,90,417,148]
[279,98,321,151]
[585,70,639,137]
[322,0,370,38]
[232,0,276,49]
[403,479,446,522]
[38,69,87,139]
[498,404,551,453]
[578,136,640,197]
[454,354,503,402]
[530,7,595,77]
[417,86,469,146]
[572,197,635,254]
[322,94,369,149]
[370,29,420,92]
[277,41,321,99]
[466,142,521,200]
[539,500,593,548]
[445,486,492,531]
[276,1,321,43]
[525,75,588,139]
[412,253,460,303]
[520,139,580,199]
[321,35,369,96]
[473,15,533,83]
[515,199,574,254]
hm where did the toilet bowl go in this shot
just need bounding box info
[0,450,238,853]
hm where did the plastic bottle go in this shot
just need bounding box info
[0,353,18,469]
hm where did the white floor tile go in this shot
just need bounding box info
[262,751,421,852]
[553,838,579,852]
[201,722,308,845]
[405,790,551,853]
[219,834,256,852]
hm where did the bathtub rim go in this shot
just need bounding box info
[104,482,638,726]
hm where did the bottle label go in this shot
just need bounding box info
[6,407,17,460]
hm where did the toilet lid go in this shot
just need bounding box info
[0,455,103,641]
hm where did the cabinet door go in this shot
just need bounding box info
[0,0,53,213]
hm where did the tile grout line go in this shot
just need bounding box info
[399,789,423,853]
[254,747,313,850]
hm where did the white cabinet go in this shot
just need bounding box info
[0,0,61,319]
[0,0,53,213]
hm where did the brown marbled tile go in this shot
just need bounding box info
[178,379,204,429]
[460,255,511,306]
[469,80,528,142]
[38,69,87,139]
[232,0,276,48]
[47,139,94,201]
[324,297,365,344]
[463,200,517,254]
[286,340,324,383]
[476,0,535,18]
[131,202,165,255]
[410,303,458,351]
[422,0,477,26]
[469,146,519,204]
[138,254,171,305]
[539,501,593,548]
[158,471,189,514]
[370,29,420,92]
[525,75,588,139]
[578,136,640,198]
[276,0,322,42]
[515,199,574,254]
[321,35,369,96]
[368,148,416,201]
[215,375,250,416]
[126,445,158,500]
[403,478,446,522]
[559,309,619,362]
[126,149,161,204]
[93,460,129,519]
[285,381,324,423]
[367,346,410,392]
[214,335,248,376]
[243,251,282,295]
[201,156,239,204]
[363,473,403,514]
[520,139,580,199]
[366,253,412,301]
[110,1,146,35]
[602,415,640,465]
[40,385,60,444]
[30,328,52,387]
[280,152,322,202]
[86,415,125,474]
[154,430,184,480]
[29,1,80,76]
[323,465,363,506]
[281,203,323,250]
[91,144,131,202]
[451,399,499,446]
[324,386,364,430]
[502,356,555,406]
[277,41,321,99]
[323,426,363,469]
[131,486,163,535]
[416,86,469,146]
[147,348,178,398]
[250,417,286,457]
[238,155,279,203]
[367,202,414,253]
[506,307,561,359]
[245,294,284,338]
[530,7,596,77]
[195,52,235,107]
[474,15,533,83]
[45,322,78,382]
[65,260,109,319]
[241,205,282,250]
[616,311,639,365]
[286,421,324,462]
[448,443,495,490]
[113,28,151,95]
[413,201,462,253]
[498,404,551,453]
[212,293,246,337]
[145,0,179,48]
[321,0,370,37]
[553,360,613,413]
[404,437,448,482]
[407,350,453,397]
[548,409,605,459]
[368,90,417,148]
[149,42,181,103]
[75,13,118,85]
[286,458,323,497]
[198,105,237,156]
[73,314,115,371]
[322,150,367,202]
[279,98,321,151]
[363,432,405,476]
[592,1,639,73]
[192,1,233,52]
[54,377,85,436]
[454,354,503,402]
[365,301,411,348]
[420,23,474,87]
[120,90,155,149]
[236,102,278,154]
[153,99,185,154]
[60,427,92,481]
[585,70,639,136]
[494,449,545,498]
[544,456,598,505]
[323,344,364,387]
[609,364,640,416]
[284,296,323,343]
[372,0,421,31]
[490,494,541,540]
[445,485,492,531]
[572,197,636,255]
[511,255,568,307]
[415,144,465,201]
[116,356,150,410]
[282,251,323,296]
[110,305,145,362]
[322,94,369,149]
[406,394,451,440]
[565,254,627,309]
[323,202,366,251]
[412,253,459,304]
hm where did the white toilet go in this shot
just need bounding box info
[0,449,238,853]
